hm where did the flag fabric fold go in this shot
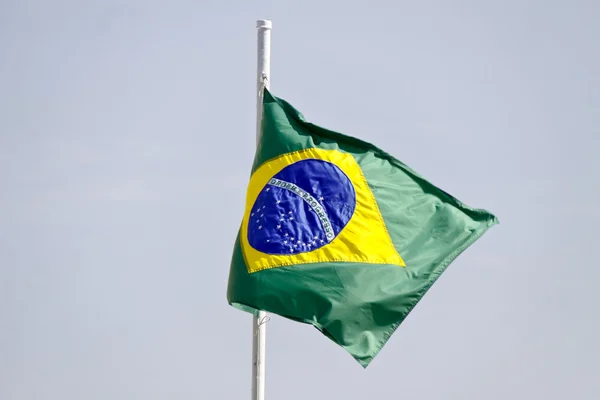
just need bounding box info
[227,89,498,367]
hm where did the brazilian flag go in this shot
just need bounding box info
[227,89,498,367]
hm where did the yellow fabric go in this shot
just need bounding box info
[241,148,405,273]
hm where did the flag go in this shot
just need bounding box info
[227,88,498,367]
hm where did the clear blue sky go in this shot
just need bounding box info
[1,0,599,399]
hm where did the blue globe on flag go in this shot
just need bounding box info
[248,159,356,255]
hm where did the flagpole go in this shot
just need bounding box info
[252,18,271,400]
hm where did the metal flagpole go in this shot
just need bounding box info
[252,18,271,400]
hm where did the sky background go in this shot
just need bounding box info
[1,0,599,399]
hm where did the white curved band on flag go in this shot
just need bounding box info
[267,178,334,242]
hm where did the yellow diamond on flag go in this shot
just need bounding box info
[240,148,405,273]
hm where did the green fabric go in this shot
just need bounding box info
[227,89,498,367]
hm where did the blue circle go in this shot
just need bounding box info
[248,159,356,255]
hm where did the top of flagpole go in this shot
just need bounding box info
[256,19,272,30]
